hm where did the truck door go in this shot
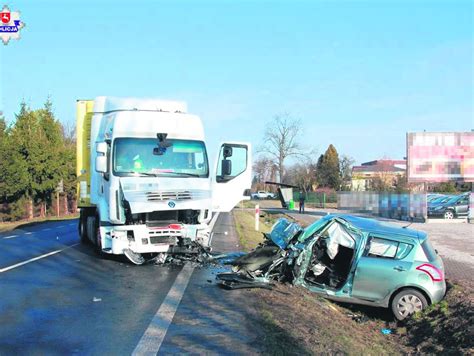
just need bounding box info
[212,142,252,212]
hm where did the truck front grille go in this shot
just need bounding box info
[146,191,192,201]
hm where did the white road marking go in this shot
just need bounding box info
[42,228,52,231]
[209,212,220,232]
[0,243,80,273]
[24,232,33,235]
[3,235,18,240]
[132,264,195,355]
[57,225,65,228]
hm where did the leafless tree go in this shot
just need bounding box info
[259,113,309,183]
[339,155,355,190]
[285,159,317,192]
[253,157,277,190]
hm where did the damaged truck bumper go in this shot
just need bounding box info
[98,223,211,255]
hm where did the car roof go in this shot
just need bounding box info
[325,214,425,241]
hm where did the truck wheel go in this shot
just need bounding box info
[444,210,454,219]
[95,225,104,255]
[391,289,427,321]
[79,211,89,244]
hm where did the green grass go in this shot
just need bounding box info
[0,214,79,233]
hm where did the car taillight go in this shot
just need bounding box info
[416,263,444,282]
[168,224,182,230]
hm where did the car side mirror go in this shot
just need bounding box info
[221,159,232,176]
[96,156,107,173]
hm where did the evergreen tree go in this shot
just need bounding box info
[315,154,324,187]
[316,145,342,190]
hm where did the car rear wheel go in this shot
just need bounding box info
[391,289,427,320]
[444,210,454,219]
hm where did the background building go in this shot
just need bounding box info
[351,159,406,191]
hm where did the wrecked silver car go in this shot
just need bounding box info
[218,214,446,320]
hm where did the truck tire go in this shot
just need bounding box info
[87,216,97,245]
[95,219,104,256]
[79,211,89,244]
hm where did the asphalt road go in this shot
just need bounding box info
[0,214,262,355]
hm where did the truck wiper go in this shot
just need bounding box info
[121,171,158,177]
[160,172,202,177]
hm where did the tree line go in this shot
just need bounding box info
[0,100,76,221]
[254,113,354,192]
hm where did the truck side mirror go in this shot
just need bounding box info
[221,159,232,176]
[96,142,107,154]
[223,146,233,158]
[95,156,107,173]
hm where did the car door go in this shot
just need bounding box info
[351,234,413,302]
[211,142,252,212]
[455,196,469,216]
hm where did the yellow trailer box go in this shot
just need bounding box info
[76,100,95,208]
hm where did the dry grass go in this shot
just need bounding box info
[233,209,273,251]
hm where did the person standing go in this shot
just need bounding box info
[299,189,306,214]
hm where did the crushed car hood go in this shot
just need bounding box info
[267,218,303,249]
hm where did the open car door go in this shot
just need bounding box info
[212,142,252,212]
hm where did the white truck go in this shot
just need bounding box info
[76,97,251,264]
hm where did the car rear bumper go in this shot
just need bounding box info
[427,280,446,304]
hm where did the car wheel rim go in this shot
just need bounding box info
[445,211,453,219]
[397,294,423,318]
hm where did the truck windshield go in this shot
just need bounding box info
[113,138,209,178]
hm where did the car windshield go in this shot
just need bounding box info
[431,196,450,204]
[113,138,209,177]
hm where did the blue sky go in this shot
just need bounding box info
[0,0,472,164]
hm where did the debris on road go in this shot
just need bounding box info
[92,297,102,302]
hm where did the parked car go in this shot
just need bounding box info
[218,214,446,320]
[427,194,451,207]
[427,194,446,203]
[251,191,275,199]
[428,193,470,219]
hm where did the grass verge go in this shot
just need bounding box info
[233,209,290,251]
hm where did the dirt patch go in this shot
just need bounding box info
[252,280,473,355]
[400,281,474,354]
[253,284,405,355]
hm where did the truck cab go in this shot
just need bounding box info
[77,97,251,264]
